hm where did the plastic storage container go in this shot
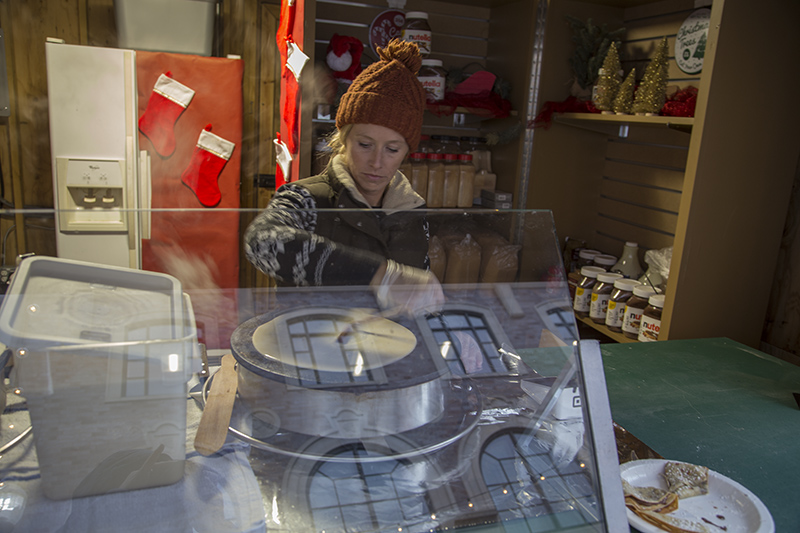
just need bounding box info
[115,0,217,56]
[0,256,200,500]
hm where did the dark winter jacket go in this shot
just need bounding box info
[244,155,430,286]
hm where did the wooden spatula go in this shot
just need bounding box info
[194,353,237,456]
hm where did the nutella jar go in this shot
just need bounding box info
[575,249,601,271]
[592,254,617,270]
[589,272,623,324]
[622,285,657,339]
[418,59,446,102]
[573,266,605,317]
[605,278,641,332]
[401,12,432,56]
[638,294,666,342]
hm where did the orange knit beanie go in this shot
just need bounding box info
[335,39,426,152]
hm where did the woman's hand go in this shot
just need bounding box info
[371,260,444,317]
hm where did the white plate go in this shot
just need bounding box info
[620,459,774,533]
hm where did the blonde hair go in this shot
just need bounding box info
[326,124,353,156]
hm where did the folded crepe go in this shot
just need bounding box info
[622,479,678,514]
[635,509,712,533]
[664,461,709,499]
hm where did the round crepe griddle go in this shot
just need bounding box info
[251,307,417,373]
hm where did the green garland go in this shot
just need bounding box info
[566,16,625,91]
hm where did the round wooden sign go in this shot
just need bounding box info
[675,8,710,75]
[368,10,406,57]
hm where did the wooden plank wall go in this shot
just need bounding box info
[588,1,701,258]
[0,0,278,289]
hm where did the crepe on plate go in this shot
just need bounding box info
[664,461,709,499]
[623,461,711,533]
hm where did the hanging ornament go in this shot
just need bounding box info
[632,36,670,115]
[613,68,636,115]
[592,42,623,113]
[273,133,292,187]
[286,41,309,81]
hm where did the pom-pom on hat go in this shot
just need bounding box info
[335,39,426,152]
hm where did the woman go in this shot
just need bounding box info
[244,39,443,316]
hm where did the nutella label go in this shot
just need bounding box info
[622,305,645,334]
[638,315,661,342]
[401,30,432,55]
[589,293,611,320]
[418,75,445,101]
[605,300,623,328]
[573,287,591,313]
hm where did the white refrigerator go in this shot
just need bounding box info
[46,40,150,269]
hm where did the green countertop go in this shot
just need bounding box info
[600,338,800,532]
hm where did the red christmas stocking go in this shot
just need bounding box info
[138,72,195,157]
[181,125,235,207]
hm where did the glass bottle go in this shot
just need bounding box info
[426,152,445,208]
[456,153,475,208]
[408,152,428,199]
[441,153,460,207]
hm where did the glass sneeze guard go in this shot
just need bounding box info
[0,206,626,532]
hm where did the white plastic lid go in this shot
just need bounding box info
[632,285,658,298]
[405,11,428,19]
[421,59,443,67]
[613,278,641,290]
[648,294,666,307]
[624,241,639,248]
[580,266,605,278]
[596,272,623,283]
[578,249,601,260]
[593,254,617,267]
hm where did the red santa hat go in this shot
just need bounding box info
[326,34,364,83]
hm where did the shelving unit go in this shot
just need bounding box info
[527,0,800,348]
[575,314,636,344]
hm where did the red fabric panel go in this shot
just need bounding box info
[136,52,243,349]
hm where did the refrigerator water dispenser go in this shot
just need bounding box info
[55,157,128,232]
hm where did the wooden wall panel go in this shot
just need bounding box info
[313,0,491,67]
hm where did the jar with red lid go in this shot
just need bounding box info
[441,153,460,208]
[426,152,445,208]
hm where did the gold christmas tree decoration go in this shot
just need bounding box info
[592,42,622,113]
[632,36,670,115]
[613,68,636,114]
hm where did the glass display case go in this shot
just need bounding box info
[0,207,626,532]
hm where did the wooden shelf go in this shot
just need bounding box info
[554,112,693,135]
[575,314,638,344]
